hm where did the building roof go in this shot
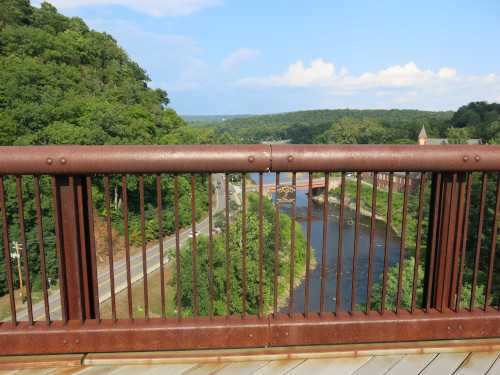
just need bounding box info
[418,126,427,138]
[418,125,482,145]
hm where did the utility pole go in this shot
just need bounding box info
[11,241,24,304]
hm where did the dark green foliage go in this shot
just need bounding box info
[449,102,500,142]
[185,109,454,144]
[173,192,310,316]
[0,1,238,147]
[0,1,237,299]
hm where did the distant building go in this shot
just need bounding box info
[418,126,482,145]
[374,172,422,195]
[418,126,428,145]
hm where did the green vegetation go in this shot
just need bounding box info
[331,178,429,251]
[333,175,495,310]
[173,192,311,316]
[0,0,235,298]
[186,102,500,147]
[185,109,453,144]
[364,257,486,311]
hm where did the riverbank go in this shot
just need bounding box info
[328,180,425,251]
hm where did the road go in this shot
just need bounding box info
[12,174,234,322]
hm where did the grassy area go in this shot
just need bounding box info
[99,261,177,319]
[0,287,55,321]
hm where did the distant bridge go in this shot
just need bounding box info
[247,177,342,198]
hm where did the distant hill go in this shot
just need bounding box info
[0,0,236,146]
[182,114,267,127]
[187,109,455,144]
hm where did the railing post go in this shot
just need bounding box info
[54,175,96,322]
[424,173,467,310]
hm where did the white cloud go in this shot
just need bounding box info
[32,0,223,17]
[234,59,500,110]
[341,62,441,89]
[236,59,499,92]
[237,58,336,88]
[219,48,260,71]
[438,67,457,79]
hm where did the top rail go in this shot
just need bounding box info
[0,144,499,175]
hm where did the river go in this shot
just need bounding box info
[250,172,402,313]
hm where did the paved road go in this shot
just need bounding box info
[12,174,234,322]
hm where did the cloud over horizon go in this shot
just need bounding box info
[235,59,499,105]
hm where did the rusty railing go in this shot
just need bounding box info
[0,144,499,355]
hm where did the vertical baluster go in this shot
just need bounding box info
[16,176,33,325]
[274,172,280,316]
[320,173,329,317]
[336,172,346,314]
[34,176,50,324]
[485,174,500,310]
[121,175,133,322]
[86,177,100,323]
[425,173,441,313]
[449,174,467,311]
[351,174,361,314]
[305,173,313,318]
[209,174,214,320]
[259,172,264,319]
[190,173,197,320]
[174,174,182,321]
[0,177,17,325]
[104,176,117,322]
[242,173,247,317]
[439,173,459,312]
[76,177,90,323]
[396,173,410,314]
[157,175,166,321]
[411,173,426,314]
[471,173,487,311]
[289,172,296,318]
[456,173,472,311]
[381,172,394,314]
[225,173,230,319]
[51,177,67,324]
[366,172,378,315]
[139,175,149,321]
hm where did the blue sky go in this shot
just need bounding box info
[34,0,500,115]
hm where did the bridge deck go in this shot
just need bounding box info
[2,339,500,374]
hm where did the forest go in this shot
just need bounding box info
[187,103,500,146]
[0,0,235,301]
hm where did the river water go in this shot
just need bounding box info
[250,172,402,313]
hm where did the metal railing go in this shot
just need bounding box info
[0,144,499,355]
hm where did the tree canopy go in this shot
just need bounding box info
[0,1,235,146]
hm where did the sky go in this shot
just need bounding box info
[33,0,500,116]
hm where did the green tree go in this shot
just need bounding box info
[446,126,470,144]
[366,256,486,311]
[174,192,311,316]
[0,0,31,26]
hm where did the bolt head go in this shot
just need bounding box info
[248,156,255,163]
[288,155,294,162]
[475,156,481,162]
[60,158,66,165]
[46,158,52,165]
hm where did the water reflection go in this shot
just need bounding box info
[250,172,402,313]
